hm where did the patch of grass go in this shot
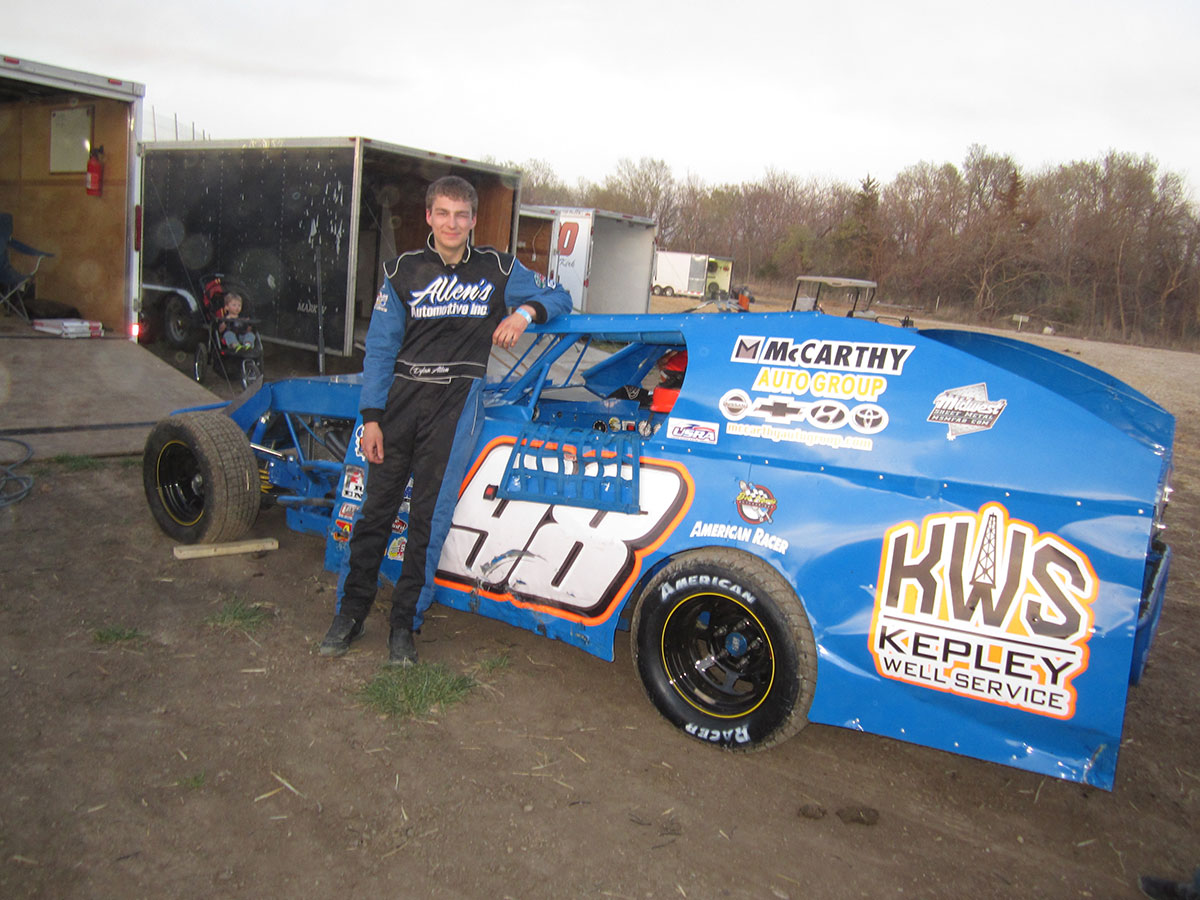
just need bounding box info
[477,652,511,676]
[93,626,146,644]
[51,454,104,471]
[205,598,270,632]
[359,663,475,721]
[177,772,206,790]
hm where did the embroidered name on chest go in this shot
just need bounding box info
[409,274,495,319]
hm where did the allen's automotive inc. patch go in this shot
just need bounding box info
[870,503,1097,719]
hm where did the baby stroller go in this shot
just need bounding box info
[192,274,264,392]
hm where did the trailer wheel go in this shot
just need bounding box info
[143,412,260,544]
[164,294,197,349]
[663,286,675,297]
[652,285,662,296]
[632,549,817,751]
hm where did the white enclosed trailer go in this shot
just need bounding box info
[0,53,144,335]
[651,250,733,299]
[516,206,656,314]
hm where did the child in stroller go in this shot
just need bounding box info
[193,274,264,392]
[216,291,256,351]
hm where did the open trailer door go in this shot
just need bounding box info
[0,54,144,336]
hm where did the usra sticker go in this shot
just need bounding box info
[666,417,718,444]
[871,503,1096,719]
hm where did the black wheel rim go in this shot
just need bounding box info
[660,592,775,718]
[156,439,205,526]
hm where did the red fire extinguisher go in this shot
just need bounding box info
[86,146,104,197]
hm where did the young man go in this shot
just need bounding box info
[320,175,573,665]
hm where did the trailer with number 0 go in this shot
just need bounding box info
[516,205,656,314]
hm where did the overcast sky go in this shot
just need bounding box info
[6,0,1198,196]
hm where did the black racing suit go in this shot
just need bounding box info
[336,237,573,631]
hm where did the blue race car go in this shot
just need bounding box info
[143,310,1173,790]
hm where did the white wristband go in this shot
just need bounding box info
[514,307,533,324]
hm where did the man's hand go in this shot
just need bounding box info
[493,307,531,349]
[361,421,385,465]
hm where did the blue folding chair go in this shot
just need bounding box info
[1,213,55,321]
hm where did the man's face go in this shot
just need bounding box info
[426,194,476,258]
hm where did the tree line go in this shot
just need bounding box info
[507,146,1200,346]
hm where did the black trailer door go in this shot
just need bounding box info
[141,144,356,353]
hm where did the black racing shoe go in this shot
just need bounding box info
[386,628,417,667]
[1140,873,1200,900]
[319,614,365,657]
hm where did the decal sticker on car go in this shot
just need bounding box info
[722,337,904,449]
[751,368,888,402]
[666,418,719,444]
[850,404,889,434]
[736,482,776,524]
[437,438,694,624]
[928,383,1008,439]
[871,503,1097,719]
[731,335,915,375]
[688,520,790,553]
[332,519,353,542]
[342,466,365,502]
[725,421,875,451]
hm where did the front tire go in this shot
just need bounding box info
[239,357,262,393]
[143,412,260,544]
[632,549,817,750]
[193,343,207,382]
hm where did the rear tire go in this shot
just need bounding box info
[143,412,260,544]
[164,294,196,349]
[632,549,817,750]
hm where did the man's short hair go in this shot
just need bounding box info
[426,175,478,215]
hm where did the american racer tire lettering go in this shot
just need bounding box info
[632,549,817,750]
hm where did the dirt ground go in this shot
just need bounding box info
[2,312,1198,899]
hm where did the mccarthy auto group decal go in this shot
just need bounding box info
[724,335,915,451]
[871,503,1097,719]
